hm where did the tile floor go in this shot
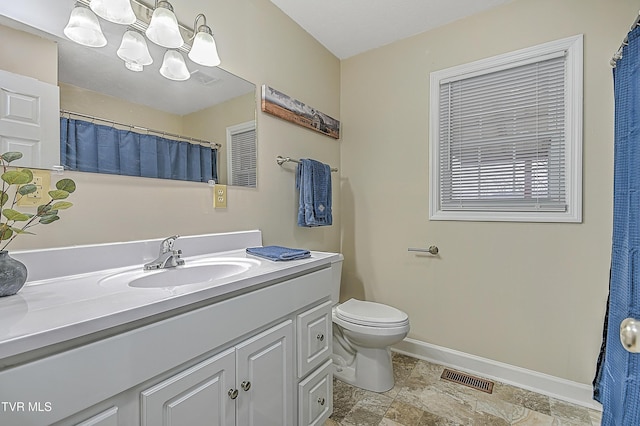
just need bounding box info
[325,353,602,425]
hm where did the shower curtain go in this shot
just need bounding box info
[593,23,640,425]
[60,117,218,183]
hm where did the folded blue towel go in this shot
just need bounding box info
[246,246,311,261]
[296,159,332,227]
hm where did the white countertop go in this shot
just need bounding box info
[0,232,339,361]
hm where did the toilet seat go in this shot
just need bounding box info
[335,298,409,328]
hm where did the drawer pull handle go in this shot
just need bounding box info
[317,397,326,406]
[316,333,325,342]
[228,389,239,400]
[241,380,252,391]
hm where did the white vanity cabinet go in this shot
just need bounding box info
[0,256,336,426]
[140,320,294,426]
[138,303,332,426]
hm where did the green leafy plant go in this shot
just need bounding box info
[0,152,76,251]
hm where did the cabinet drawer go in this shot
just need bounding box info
[297,300,333,378]
[298,360,333,426]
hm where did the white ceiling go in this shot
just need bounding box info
[269,0,515,59]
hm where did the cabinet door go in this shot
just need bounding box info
[236,320,294,426]
[140,347,236,426]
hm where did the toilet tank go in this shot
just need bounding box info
[330,254,344,304]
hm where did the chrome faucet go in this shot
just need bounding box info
[144,235,185,270]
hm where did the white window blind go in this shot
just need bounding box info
[429,35,583,222]
[440,54,566,211]
[228,123,257,187]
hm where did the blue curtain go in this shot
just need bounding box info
[593,25,640,424]
[60,117,218,183]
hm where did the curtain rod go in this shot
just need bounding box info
[611,11,640,67]
[60,109,221,149]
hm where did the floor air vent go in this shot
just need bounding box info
[440,369,494,394]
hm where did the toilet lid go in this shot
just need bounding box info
[336,298,409,327]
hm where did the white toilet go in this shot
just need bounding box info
[330,255,410,393]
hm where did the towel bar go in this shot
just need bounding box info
[276,156,338,172]
[408,246,439,255]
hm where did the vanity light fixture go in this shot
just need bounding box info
[89,0,136,25]
[188,14,221,67]
[63,4,107,48]
[117,30,153,71]
[145,0,184,49]
[160,50,191,81]
[64,0,221,82]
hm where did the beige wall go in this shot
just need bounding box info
[340,0,634,385]
[184,91,256,184]
[4,0,341,253]
[60,83,184,134]
[0,24,57,84]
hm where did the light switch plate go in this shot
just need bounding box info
[213,184,227,208]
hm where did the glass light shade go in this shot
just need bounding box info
[145,3,184,48]
[160,50,190,81]
[188,31,221,67]
[125,62,144,72]
[63,6,107,47]
[117,31,153,66]
[90,0,136,25]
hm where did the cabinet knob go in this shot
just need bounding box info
[241,380,252,391]
[228,389,239,400]
[317,397,326,406]
[316,333,325,342]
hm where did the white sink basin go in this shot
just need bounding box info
[99,258,260,289]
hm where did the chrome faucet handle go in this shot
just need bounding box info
[174,251,185,267]
[160,235,180,254]
[143,238,184,270]
[167,249,184,268]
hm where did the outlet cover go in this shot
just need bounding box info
[17,170,51,207]
[213,184,227,208]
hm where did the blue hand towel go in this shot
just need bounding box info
[246,246,311,261]
[296,159,332,227]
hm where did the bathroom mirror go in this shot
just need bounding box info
[0,0,257,186]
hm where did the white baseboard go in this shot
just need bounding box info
[393,338,602,411]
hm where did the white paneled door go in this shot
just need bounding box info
[0,69,59,168]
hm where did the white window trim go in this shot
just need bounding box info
[226,120,257,187]
[429,34,583,223]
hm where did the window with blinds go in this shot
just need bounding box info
[227,121,257,188]
[429,35,583,222]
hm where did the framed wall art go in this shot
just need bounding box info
[261,85,340,139]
